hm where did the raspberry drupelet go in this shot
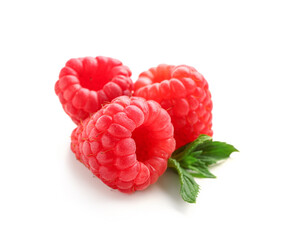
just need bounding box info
[134,64,213,149]
[71,96,176,193]
[55,56,133,124]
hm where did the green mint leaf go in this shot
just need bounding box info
[181,158,216,178]
[184,134,213,153]
[180,156,198,167]
[168,158,199,203]
[189,164,216,178]
[171,135,238,181]
[194,140,239,165]
[173,134,238,166]
[172,134,212,161]
[167,135,238,203]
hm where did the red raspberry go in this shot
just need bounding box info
[55,56,133,124]
[71,96,176,193]
[134,64,213,149]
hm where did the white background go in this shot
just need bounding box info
[1,0,281,239]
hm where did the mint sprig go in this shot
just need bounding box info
[168,135,238,203]
[168,158,199,203]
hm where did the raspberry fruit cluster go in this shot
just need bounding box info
[71,96,175,192]
[55,56,238,203]
[55,56,132,124]
[134,64,212,149]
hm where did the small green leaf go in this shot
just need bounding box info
[172,134,212,160]
[189,165,216,178]
[180,156,198,167]
[181,158,216,178]
[195,140,239,165]
[167,135,238,203]
[173,134,238,166]
[182,134,212,155]
[168,158,199,203]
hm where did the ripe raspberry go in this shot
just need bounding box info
[71,96,176,193]
[55,56,133,124]
[134,64,213,149]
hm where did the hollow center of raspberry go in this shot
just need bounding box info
[79,71,111,91]
[132,126,151,162]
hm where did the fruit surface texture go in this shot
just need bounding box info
[71,96,176,192]
[134,64,213,148]
[55,56,133,124]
